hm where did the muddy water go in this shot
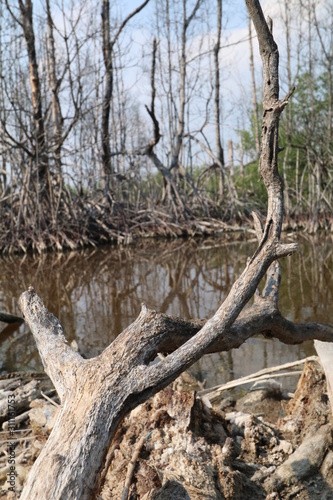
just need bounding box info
[0,234,332,390]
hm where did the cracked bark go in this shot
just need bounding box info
[18,1,333,498]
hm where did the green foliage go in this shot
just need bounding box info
[233,162,267,210]
[237,67,333,215]
[237,102,263,160]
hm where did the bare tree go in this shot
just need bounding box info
[100,0,151,194]
[17,1,333,498]
[214,0,225,195]
[45,0,63,172]
[247,7,260,158]
[142,0,202,215]
[12,0,49,193]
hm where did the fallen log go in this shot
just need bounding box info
[98,359,333,499]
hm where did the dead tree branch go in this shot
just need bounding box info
[17,1,332,498]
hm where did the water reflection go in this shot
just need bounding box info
[0,235,332,389]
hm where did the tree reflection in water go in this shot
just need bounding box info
[0,234,331,390]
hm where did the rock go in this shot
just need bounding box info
[221,437,238,467]
[227,412,276,443]
[236,380,285,424]
[266,424,333,492]
[226,411,252,436]
[250,379,282,398]
[217,397,236,411]
[28,401,58,432]
[242,415,276,458]
[274,439,293,455]
[141,479,191,499]
[251,465,276,482]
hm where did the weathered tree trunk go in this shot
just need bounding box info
[18,0,49,190]
[45,0,63,183]
[101,0,113,192]
[100,0,150,193]
[18,1,333,498]
[144,38,186,215]
[214,0,225,197]
[247,8,260,158]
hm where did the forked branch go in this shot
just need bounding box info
[17,1,332,499]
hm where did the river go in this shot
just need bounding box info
[0,233,332,391]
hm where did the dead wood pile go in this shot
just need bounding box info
[1,358,332,499]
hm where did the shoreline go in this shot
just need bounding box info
[0,204,332,255]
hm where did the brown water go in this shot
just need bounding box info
[0,234,332,390]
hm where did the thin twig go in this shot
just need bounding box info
[41,390,59,408]
[121,430,152,500]
[0,436,40,444]
[199,356,318,400]
[2,409,31,431]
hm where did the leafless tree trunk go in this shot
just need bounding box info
[169,0,201,174]
[144,37,186,215]
[17,0,49,192]
[100,0,151,194]
[227,139,234,175]
[281,0,293,141]
[101,0,113,193]
[45,0,63,183]
[247,8,260,158]
[214,0,225,196]
[17,2,333,498]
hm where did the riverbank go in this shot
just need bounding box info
[0,357,332,498]
[1,191,333,254]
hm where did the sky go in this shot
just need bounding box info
[24,0,329,167]
[118,0,265,157]
[40,0,304,150]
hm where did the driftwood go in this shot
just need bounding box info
[15,1,333,498]
[87,360,333,498]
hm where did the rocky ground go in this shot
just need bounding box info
[0,358,332,499]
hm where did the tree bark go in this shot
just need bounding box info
[45,0,63,181]
[144,38,186,215]
[18,0,49,190]
[17,1,332,498]
[169,0,202,174]
[101,0,113,191]
[247,8,260,157]
[214,0,225,196]
[100,0,151,193]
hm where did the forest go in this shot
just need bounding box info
[0,0,332,253]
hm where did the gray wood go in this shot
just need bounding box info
[314,340,333,413]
